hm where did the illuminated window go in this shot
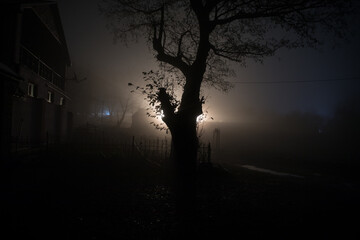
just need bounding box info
[47,91,53,103]
[59,97,65,106]
[28,83,35,97]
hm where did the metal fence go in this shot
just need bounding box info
[23,125,213,166]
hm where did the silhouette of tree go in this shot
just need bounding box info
[100,0,353,233]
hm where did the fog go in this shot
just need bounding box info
[200,94,360,174]
[58,0,360,126]
[58,0,360,178]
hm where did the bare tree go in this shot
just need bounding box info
[116,97,130,127]
[100,0,353,231]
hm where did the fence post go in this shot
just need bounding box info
[164,137,168,160]
[102,129,105,145]
[207,142,211,164]
[132,136,135,159]
[46,131,49,152]
[156,138,159,158]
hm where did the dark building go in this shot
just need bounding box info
[0,0,72,159]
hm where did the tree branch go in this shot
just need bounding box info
[116,0,162,14]
[209,42,277,63]
[210,1,329,27]
[152,5,190,76]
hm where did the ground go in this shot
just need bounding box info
[2,145,360,239]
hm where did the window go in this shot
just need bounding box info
[59,97,65,106]
[28,83,35,97]
[47,91,53,103]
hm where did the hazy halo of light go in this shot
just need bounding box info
[197,114,205,123]
[158,110,165,120]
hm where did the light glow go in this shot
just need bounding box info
[104,110,110,116]
[196,114,205,123]
[157,110,165,120]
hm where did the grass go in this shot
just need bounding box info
[2,145,360,239]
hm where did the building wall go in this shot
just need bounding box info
[0,6,18,69]
[12,96,69,146]
[21,8,67,77]
[1,2,72,151]
[12,96,42,144]
[0,74,19,160]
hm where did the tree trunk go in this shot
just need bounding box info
[168,114,198,235]
[157,72,204,236]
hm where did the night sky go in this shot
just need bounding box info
[57,0,360,123]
